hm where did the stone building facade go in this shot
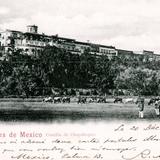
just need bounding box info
[1,25,160,61]
[0,25,118,58]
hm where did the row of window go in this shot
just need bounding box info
[0,33,117,54]
[14,40,47,47]
[100,48,116,54]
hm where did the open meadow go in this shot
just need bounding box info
[0,98,158,122]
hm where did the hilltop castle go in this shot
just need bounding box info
[0,25,117,57]
[0,25,160,61]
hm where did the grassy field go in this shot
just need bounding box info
[0,100,158,122]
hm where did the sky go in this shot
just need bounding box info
[0,0,160,53]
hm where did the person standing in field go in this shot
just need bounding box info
[136,96,145,118]
[155,99,160,116]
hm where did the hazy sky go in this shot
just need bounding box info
[0,0,160,52]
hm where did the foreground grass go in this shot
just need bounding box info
[0,101,158,122]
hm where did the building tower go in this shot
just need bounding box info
[27,25,38,34]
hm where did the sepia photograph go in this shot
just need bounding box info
[0,0,160,159]
[0,0,160,122]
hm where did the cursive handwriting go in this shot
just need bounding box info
[91,146,136,153]
[143,135,160,141]
[121,149,160,160]
[11,153,50,160]
[37,146,65,153]
[104,137,137,143]
[62,153,90,159]
[2,123,160,160]
[122,149,151,160]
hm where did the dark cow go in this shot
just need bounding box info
[148,98,155,105]
[148,97,160,105]
[62,97,70,103]
[114,97,123,103]
[97,97,106,103]
[77,97,87,104]
[54,97,62,103]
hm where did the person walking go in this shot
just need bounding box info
[137,96,145,118]
[155,99,160,116]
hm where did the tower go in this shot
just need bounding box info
[27,25,38,34]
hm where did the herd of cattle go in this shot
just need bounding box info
[42,96,160,105]
[43,96,110,103]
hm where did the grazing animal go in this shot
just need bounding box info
[87,97,95,103]
[114,97,123,103]
[148,97,160,105]
[148,98,155,105]
[77,97,87,104]
[123,98,134,104]
[54,97,62,103]
[97,97,106,103]
[62,97,70,103]
[43,97,53,103]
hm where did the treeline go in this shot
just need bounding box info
[0,46,160,97]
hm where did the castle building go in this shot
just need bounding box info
[98,44,118,58]
[0,25,51,55]
[1,25,160,61]
[27,25,38,34]
[0,25,118,58]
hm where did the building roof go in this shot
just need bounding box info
[143,50,154,53]
[98,44,115,49]
[154,54,160,57]
[75,41,115,49]
[27,25,38,27]
[74,41,90,46]
[117,49,133,52]
[24,32,51,38]
[6,29,23,33]
[58,37,75,42]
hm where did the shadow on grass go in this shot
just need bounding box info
[0,109,159,122]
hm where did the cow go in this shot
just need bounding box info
[148,98,155,105]
[77,97,87,104]
[114,97,123,103]
[97,97,106,103]
[87,97,96,103]
[62,97,70,103]
[123,98,134,104]
[43,97,53,103]
[148,97,160,105]
[54,97,62,103]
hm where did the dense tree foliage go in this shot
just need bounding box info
[0,46,160,97]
